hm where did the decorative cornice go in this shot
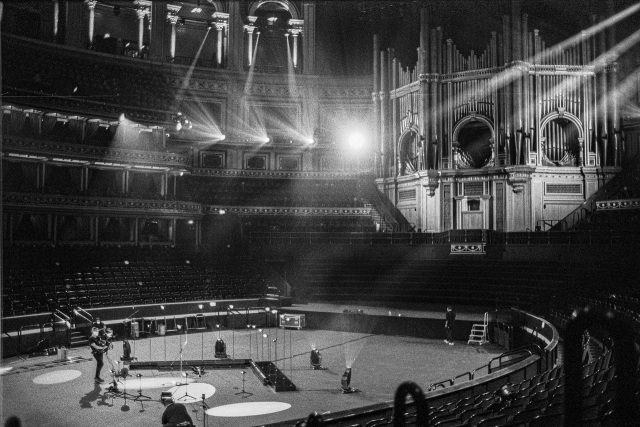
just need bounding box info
[191,168,361,180]
[244,84,301,98]
[203,206,371,216]
[3,136,190,167]
[596,199,640,210]
[319,86,371,99]
[505,167,533,193]
[3,192,203,216]
[168,77,228,93]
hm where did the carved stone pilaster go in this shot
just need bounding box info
[505,167,532,193]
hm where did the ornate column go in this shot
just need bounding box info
[244,16,257,66]
[302,1,316,74]
[213,12,229,67]
[83,0,97,48]
[135,1,151,55]
[167,5,181,60]
[149,1,167,61]
[289,28,302,68]
[227,0,244,71]
[288,19,304,69]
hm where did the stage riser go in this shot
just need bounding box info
[285,310,475,341]
[130,359,250,370]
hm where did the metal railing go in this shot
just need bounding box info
[248,229,637,245]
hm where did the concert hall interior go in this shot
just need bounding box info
[2,1,640,427]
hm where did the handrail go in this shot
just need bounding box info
[565,308,640,426]
[73,307,93,323]
[488,344,540,373]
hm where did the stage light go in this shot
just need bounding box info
[104,33,110,39]
[160,305,165,310]
[219,209,226,215]
[124,260,129,265]
[209,302,216,307]
[198,304,203,310]
[265,307,270,312]
[305,137,315,145]
[229,305,234,310]
[215,339,226,357]
[187,220,194,225]
[192,7,202,13]
[185,260,191,264]
[219,134,226,141]
[341,368,358,393]
[310,348,325,370]
[261,137,270,143]
[177,324,182,330]
[263,333,267,338]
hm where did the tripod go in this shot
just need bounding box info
[234,370,253,398]
[132,373,151,402]
[106,371,137,405]
[175,373,198,402]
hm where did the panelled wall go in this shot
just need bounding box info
[374,1,631,232]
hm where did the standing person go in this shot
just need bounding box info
[161,394,194,427]
[89,327,108,383]
[445,306,456,345]
[92,317,106,336]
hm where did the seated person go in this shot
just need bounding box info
[161,393,193,427]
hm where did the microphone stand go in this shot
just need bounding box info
[201,393,209,427]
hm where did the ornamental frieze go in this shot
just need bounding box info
[596,199,640,210]
[168,77,228,93]
[3,192,203,215]
[245,84,301,98]
[191,168,361,180]
[203,206,371,216]
[319,87,371,99]
[3,136,190,167]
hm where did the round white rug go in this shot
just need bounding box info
[206,402,291,417]
[33,369,82,385]
[165,383,215,403]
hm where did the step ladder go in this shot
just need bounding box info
[467,312,489,345]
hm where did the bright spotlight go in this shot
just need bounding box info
[261,137,270,143]
[187,220,194,225]
[160,305,165,310]
[341,368,359,393]
[347,132,365,150]
[219,209,226,215]
[305,137,315,145]
[198,304,203,310]
[209,302,216,307]
[218,134,226,141]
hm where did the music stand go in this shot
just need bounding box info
[175,372,197,402]
[234,370,253,398]
[133,373,151,402]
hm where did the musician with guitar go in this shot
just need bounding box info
[89,327,110,383]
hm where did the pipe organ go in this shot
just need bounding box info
[374,1,623,233]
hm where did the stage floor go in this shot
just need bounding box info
[1,327,502,427]
[288,302,489,321]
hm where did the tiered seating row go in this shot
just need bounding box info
[3,246,266,316]
[295,259,570,308]
[178,176,366,208]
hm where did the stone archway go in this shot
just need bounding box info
[540,111,584,166]
[398,126,421,175]
[452,115,495,169]
[248,0,301,20]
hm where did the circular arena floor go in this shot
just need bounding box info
[2,328,502,427]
